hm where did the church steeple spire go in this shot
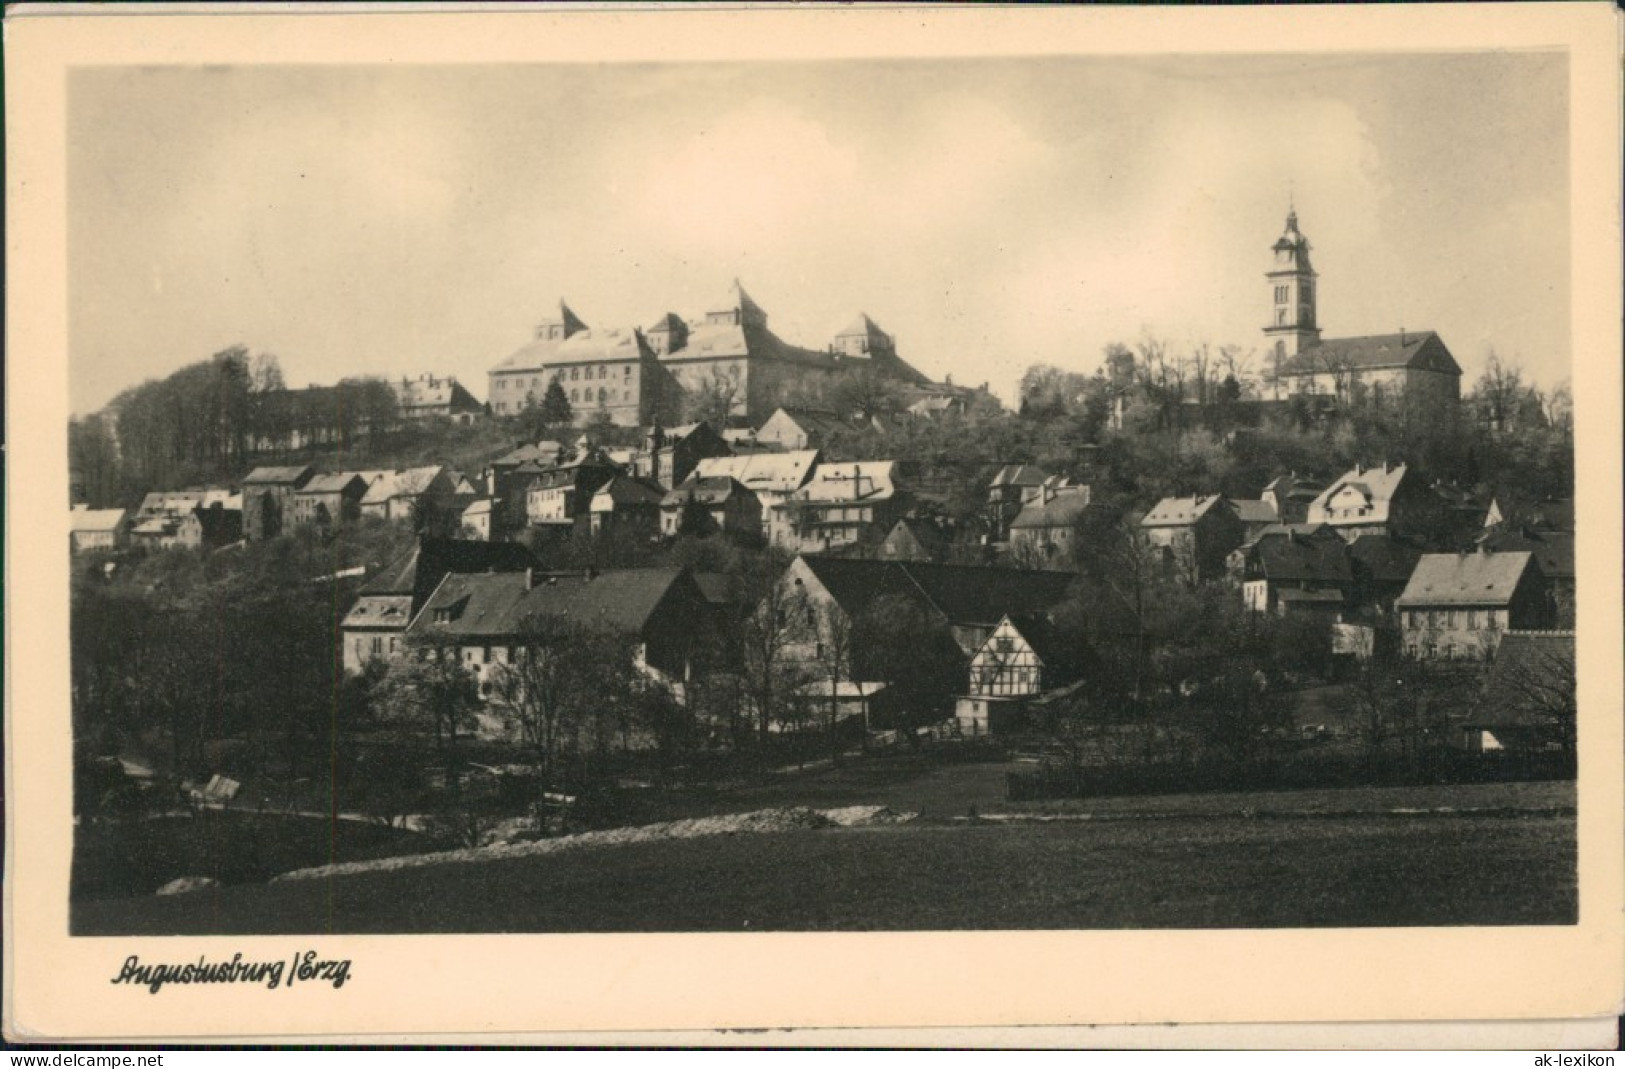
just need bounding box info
[1264,203,1320,361]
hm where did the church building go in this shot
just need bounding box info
[1264,208,1461,410]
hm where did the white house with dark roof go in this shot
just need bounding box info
[1395,549,1552,660]
[786,461,906,552]
[71,505,128,553]
[392,373,484,423]
[693,449,820,543]
[1008,485,1092,564]
[1305,462,1448,544]
[1140,494,1245,581]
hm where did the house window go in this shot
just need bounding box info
[1466,610,1478,630]
[570,389,578,402]
[570,368,579,381]
[599,365,607,379]
[1275,285,1288,304]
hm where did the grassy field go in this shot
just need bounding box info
[74,786,1575,934]
[72,811,435,901]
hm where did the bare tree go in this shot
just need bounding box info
[684,366,743,427]
[738,560,816,744]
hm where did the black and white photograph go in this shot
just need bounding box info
[8,2,1623,1043]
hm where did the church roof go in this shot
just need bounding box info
[490,325,649,375]
[1280,332,1461,377]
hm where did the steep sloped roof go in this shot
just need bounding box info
[1397,551,1535,608]
[407,568,691,640]
[1478,527,1574,580]
[1141,494,1228,528]
[662,475,752,509]
[356,538,535,600]
[800,557,1074,629]
[592,475,666,508]
[695,450,820,494]
[1307,463,1409,522]
[989,464,1054,489]
[393,375,482,412]
[491,325,649,375]
[1280,332,1461,376]
[242,465,315,486]
[1010,487,1092,529]
[300,473,368,496]
[1346,533,1424,584]
[1250,531,1353,584]
[1230,498,1280,525]
[835,313,892,346]
[799,461,897,503]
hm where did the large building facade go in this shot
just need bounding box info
[488,281,930,427]
[1263,209,1462,409]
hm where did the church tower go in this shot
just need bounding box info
[1263,206,1321,362]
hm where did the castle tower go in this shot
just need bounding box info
[1263,207,1321,361]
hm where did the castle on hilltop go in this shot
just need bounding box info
[487,280,932,427]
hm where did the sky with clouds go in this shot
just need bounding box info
[68,51,1569,415]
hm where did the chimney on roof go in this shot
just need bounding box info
[1399,327,1407,346]
[525,567,534,591]
[1354,463,1363,476]
[586,566,599,581]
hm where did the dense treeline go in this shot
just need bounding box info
[70,347,404,508]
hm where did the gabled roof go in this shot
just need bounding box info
[299,473,368,496]
[885,516,949,554]
[242,465,315,486]
[356,538,536,600]
[1279,332,1461,377]
[131,517,178,537]
[491,323,648,375]
[1247,531,1353,584]
[1345,532,1424,584]
[1140,494,1229,528]
[1477,527,1574,580]
[592,475,666,509]
[1396,551,1535,608]
[762,406,851,438]
[1307,463,1409,523]
[361,466,449,506]
[494,441,565,467]
[407,568,692,640]
[393,375,482,412]
[1230,498,1280,525]
[662,475,752,508]
[989,464,1054,489]
[798,557,1075,630]
[695,450,820,494]
[1010,487,1092,529]
[70,506,127,532]
[798,461,897,504]
[1263,473,1324,501]
[995,611,1089,680]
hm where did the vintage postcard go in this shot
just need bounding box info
[5,1,1622,1045]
